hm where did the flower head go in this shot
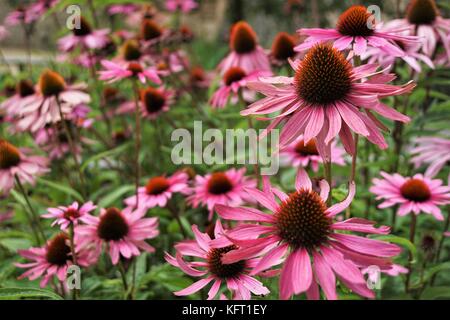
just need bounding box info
[165,221,269,300]
[98,60,162,85]
[410,136,450,178]
[16,233,96,288]
[75,207,159,264]
[188,168,256,220]
[16,70,91,132]
[124,171,189,210]
[281,135,346,172]
[165,0,198,13]
[219,21,271,74]
[210,67,270,108]
[371,172,450,220]
[58,17,110,52]
[296,5,419,56]
[42,201,97,230]
[0,139,48,194]
[242,44,415,155]
[215,169,401,300]
[270,32,298,64]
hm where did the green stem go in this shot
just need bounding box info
[132,81,142,209]
[405,212,417,292]
[14,174,45,244]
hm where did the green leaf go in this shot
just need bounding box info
[420,286,450,299]
[422,262,450,283]
[374,235,418,263]
[0,287,63,300]
[97,184,134,208]
[37,178,84,202]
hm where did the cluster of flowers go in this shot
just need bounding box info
[1,0,450,300]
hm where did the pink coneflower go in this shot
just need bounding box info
[98,60,162,85]
[189,66,212,89]
[363,41,434,73]
[0,80,36,117]
[58,17,109,52]
[0,139,49,195]
[28,0,59,17]
[16,70,91,132]
[295,5,419,57]
[219,21,271,75]
[42,201,97,231]
[165,221,269,300]
[140,19,168,46]
[242,44,415,155]
[270,32,299,65]
[410,136,450,178]
[387,0,450,59]
[210,67,270,108]
[215,169,401,300]
[370,172,450,221]
[281,136,346,172]
[5,5,40,26]
[188,168,256,220]
[165,0,198,13]
[16,233,96,288]
[107,3,140,16]
[75,207,159,264]
[124,171,189,210]
[117,86,174,120]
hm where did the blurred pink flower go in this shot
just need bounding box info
[0,25,9,41]
[107,3,140,16]
[219,21,271,75]
[242,44,414,156]
[124,171,189,210]
[98,60,162,84]
[16,233,96,288]
[410,136,450,178]
[0,80,36,117]
[16,70,91,132]
[296,5,419,57]
[75,207,159,264]
[165,221,269,300]
[42,201,97,231]
[58,17,109,52]
[165,0,198,13]
[0,139,49,195]
[210,67,270,108]
[371,172,450,220]
[215,169,401,300]
[188,168,256,220]
[281,135,346,172]
[386,0,450,60]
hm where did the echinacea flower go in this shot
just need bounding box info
[75,207,159,264]
[410,136,450,178]
[58,17,110,52]
[98,60,162,84]
[0,80,36,117]
[281,135,346,172]
[165,221,269,300]
[42,201,97,231]
[210,67,270,108]
[242,44,415,155]
[215,169,401,300]
[165,0,198,13]
[16,70,91,132]
[16,233,96,288]
[188,168,256,220]
[219,21,271,75]
[5,5,40,26]
[28,0,59,18]
[387,0,450,59]
[295,5,419,57]
[363,40,434,73]
[370,172,450,220]
[0,139,49,195]
[107,3,139,16]
[270,32,299,65]
[124,171,189,210]
[117,87,174,120]
[140,18,166,45]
